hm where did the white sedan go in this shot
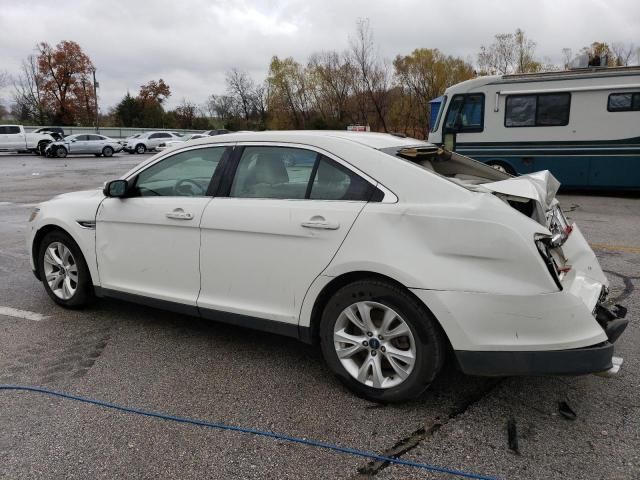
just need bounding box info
[155,133,209,152]
[45,134,123,158]
[26,131,627,402]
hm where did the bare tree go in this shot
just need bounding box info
[308,50,355,125]
[204,94,239,125]
[226,69,256,124]
[0,71,9,89]
[478,29,542,75]
[12,55,48,124]
[611,42,636,66]
[561,48,573,69]
[349,18,389,131]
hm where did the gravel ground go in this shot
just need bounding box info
[0,153,637,479]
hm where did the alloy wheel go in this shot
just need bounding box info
[333,301,416,389]
[43,242,78,300]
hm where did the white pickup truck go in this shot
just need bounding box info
[0,125,55,155]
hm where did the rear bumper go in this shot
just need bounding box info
[455,341,615,376]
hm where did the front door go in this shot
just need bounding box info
[69,135,90,154]
[96,145,229,306]
[198,145,375,327]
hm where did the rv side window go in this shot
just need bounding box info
[608,92,640,112]
[444,94,484,133]
[505,93,571,127]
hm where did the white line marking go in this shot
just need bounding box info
[0,306,48,321]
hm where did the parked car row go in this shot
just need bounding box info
[0,126,233,157]
[123,129,232,154]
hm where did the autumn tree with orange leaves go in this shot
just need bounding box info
[36,40,96,125]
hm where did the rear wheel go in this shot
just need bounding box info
[102,146,114,157]
[56,146,68,158]
[319,280,446,403]
[38,231,94,308]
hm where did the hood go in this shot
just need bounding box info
[50,189,104,202]
[481,170,560,224]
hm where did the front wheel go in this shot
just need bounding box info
[56,146,68,158]
[135,144,146,154]
[38,231,94,308]
[319,280,446,403]
[37,141,51,156]
[102,146,114,157]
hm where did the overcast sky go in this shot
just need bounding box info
[1,0,639,112]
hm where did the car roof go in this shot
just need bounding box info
[188,130,433,150]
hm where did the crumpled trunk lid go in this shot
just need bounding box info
[483,170,609,310]
[481,170,561,225]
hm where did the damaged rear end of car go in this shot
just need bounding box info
[378,145,628,378]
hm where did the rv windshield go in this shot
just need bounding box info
[431,95,447,132]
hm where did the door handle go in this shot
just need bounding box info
[301,217,340,230]
[166,208,193,220]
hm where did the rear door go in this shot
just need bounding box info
[198,144,378,327]
[148,132,172,150]
[87,134,106,153]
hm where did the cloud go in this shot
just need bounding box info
[0,0,638,112]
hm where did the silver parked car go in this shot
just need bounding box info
[46,134,123,158]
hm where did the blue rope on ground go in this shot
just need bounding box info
[0,384,498,480]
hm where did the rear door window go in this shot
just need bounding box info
[230,146,317,199]
[229,147,379,201]
[310,157,376,201]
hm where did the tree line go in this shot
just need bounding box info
[2,22,638,138]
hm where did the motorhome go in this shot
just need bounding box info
[428,66,640,189]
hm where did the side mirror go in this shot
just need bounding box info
[70,139,76,142]
[103,179,129,198]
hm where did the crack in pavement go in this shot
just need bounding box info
[350,379,503,478]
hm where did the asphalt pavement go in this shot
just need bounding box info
[0,152,638,479]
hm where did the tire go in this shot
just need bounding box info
[135,143,146,154]
[37,230,94,308]
[319,280,446,403]
[56,146,68,158]
[487,161,515,176]
[102,146,114,157]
